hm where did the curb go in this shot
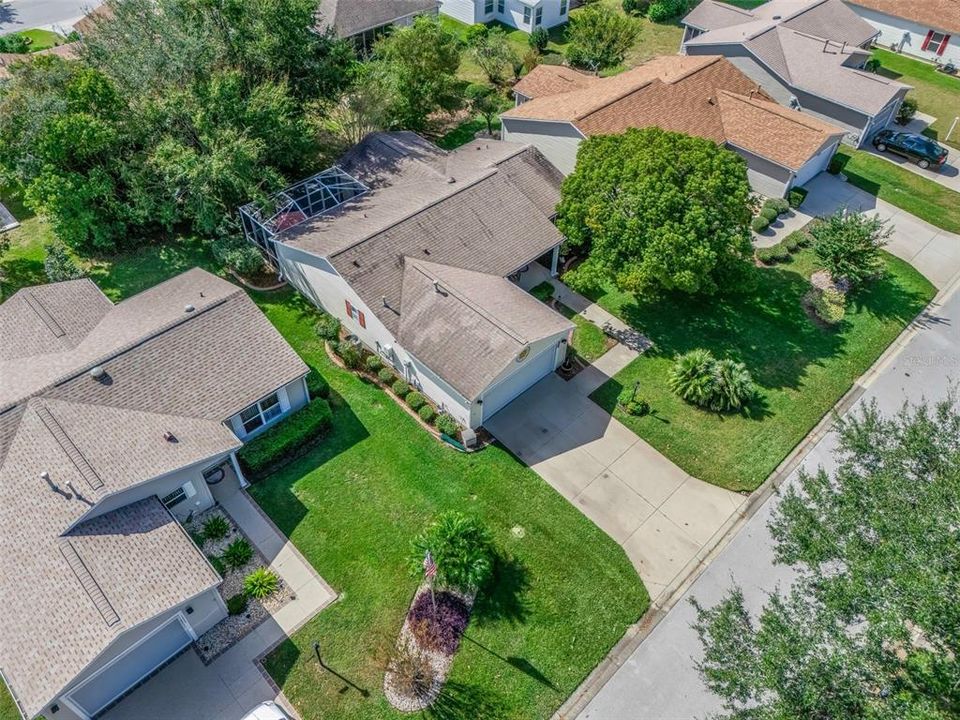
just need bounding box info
[553,266,960,720]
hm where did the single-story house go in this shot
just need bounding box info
[0,269,309,720]
[439,0,569,33]
[316,0,439,51]
[501,55,846,198]
[681,0,911,147]
[845,0,960,65]
[241,131,574,430]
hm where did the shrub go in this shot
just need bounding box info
[226,593,248,616]
[647,0,691,22]
[408,590,470,655]
[806,287,846,325]
[189,530,206,549]
[378,367,395,383]
[751,215,771,233]
[315,313,341,341]
[763,198,790,216]
[623,0,651,15]
[710,358,757,412]
[409,512,495,591]
[210,234,266,277]
[565,4,640,69]
[223,538,254,570]
[756,244,791,264]
[811,210,891,287]
[386,643,437,703]
[392,379,410,397]
[336,341,363,370]
[529,27,549,53]
[406,391,426,410]
[306,369,330,399]
[208,554,226,577]
[759,206,779,223]
[202,515,230,542]
[44,242,86,282]
[464,23,489,47]
[418,405,436,424]
[529,280,554,303]
[243,567,280,599]
[788,187,808,208]
[237,398,333,476]
[0,33,30,53]
[784,229,812,250]
[864,57,881,73]
[827,155,845,174]
[617,386,650,416]
[365,355,383,373]
[896,96,918,125]
[668,349,755,411]
[435,413,459,437]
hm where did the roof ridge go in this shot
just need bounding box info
[717,89,841,133]
[408,260,528,345]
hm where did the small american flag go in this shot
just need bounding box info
[423,550,437,580]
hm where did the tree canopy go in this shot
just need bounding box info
[694,398,960,719]
[556,127,754,297]
[565,3,640,70]
[812,210,891,287]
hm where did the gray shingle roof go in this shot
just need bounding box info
[398,260,573,400]
[316,0,438,38]
[0,268,308,717]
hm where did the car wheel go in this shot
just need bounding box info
[877,143,887,152]
[919,159,930,169]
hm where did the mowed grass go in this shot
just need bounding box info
[589,249,935,492]
[871,48,960,149]
[248,292,648,720]
[20,29,65,51]
[0,685,16,720]
[833,147,960,234]
[558,305,612,362]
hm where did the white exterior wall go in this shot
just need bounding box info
[794,137,842,187]
[439,0,479,24]
[440,0,568,32]
[850,5,960,65]
[500,117,584,174]
[47,588,226,720]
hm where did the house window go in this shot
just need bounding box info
[239,392,282,435]
[535,6,542,25]
[161,482,196,510]
[485,0,494,14]
[923,30,951,56]
[560,0,567,13]
[523,6,531,24]
[344,299,366,328]
[497,0,505,12]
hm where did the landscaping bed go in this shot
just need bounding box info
[529,280,614,362]
[185,507,292,663]
[589,248,935,492]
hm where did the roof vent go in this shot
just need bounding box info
[772,14,781,19]
[89,366,105,380]
[446,176,456,184]
[707,96,716,105]
[163,431,178,443]
[40,471,50,482]
[433,280,441,293]
[184,303,196,313]
[423,248,431,255]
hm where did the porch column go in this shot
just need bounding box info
[550,245,560,277]
[230,451,250,489]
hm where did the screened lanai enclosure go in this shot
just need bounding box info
[239,167,368,265]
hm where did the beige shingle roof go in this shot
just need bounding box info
[504,55,845,170]
[315,0,438,37]
[847,0,960,37]
[398,260,573,400]
[513,64,600,99]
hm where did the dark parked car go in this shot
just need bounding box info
[872,129,949,169]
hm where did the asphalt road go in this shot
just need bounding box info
[578,282,960,719]
[0,0,100,34]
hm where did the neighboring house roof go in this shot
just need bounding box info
[503,56,845,171]
[315,0,438,37]
[72,2,114,35]
[280,132,568,370]
[0,269,307,717]
[398,260,573,399]
[684,0,879,46]
[512,64,600,99]
[0,42,80,80]
[846,0,960,36]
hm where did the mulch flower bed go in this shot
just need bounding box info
[185,507,292,664]
[383,586,475,712]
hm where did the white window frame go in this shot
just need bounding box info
[497,0,505,12]
[535,6,542,26]
[928,31,948,54]
[236,388,289,437]
[484,0,494,14]
[523,6,532,24]
[161,481,196,510]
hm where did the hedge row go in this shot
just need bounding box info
[756,229,813,265]
[238,397,333,477]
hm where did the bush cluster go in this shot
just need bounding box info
[44,242,86,282]
[315,313,341,342]
[210,235,265,277]
[751,215,771,233]
[788,187,808,209]
[226,593,248,616]
[647,0,692,22]
[622,0,651,15]
[408,590,470,655]
[418,405,436,424]
[378,367,395,384]
[617,387,650,416]
[243,567,280,599]
[528,27,549,53]
[667,349,756,412]
[406,392,426,411]
[365,355,383,373]
[334,340,363,369]
[306,369,330,399]
[237,398,334,476]
[202,515,230,542]
[756,229,811,265]
[392,379,410,397]
[435,413,460,437]
[805,286,846,325]
[222,538,254,570]
[409,512,496,592]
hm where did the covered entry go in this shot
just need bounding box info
[65,615,193,718]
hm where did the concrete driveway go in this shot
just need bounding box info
[486,353,745,605]
[0,0,100,33]
[863,145,960,192]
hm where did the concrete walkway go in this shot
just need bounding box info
[486,371,746,606]
[105,480,336,720]
[755,172,960,288]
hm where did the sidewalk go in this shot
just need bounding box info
[104,481,336,720]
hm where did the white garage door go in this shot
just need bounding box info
[794,139,841,188]
[481,343,559,424]
[67,615,192,718]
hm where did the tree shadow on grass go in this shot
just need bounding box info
[0,254,45,297]
[472,552,531,626]
[847,268,936,324]
[426,679,510,720]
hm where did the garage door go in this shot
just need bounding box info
[67,615,192,718]
[794,139,840,188]
[481,343,558,424]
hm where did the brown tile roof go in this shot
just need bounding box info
[513,64,600,99]
[504,55,845,170]
[847,0,960,36]
[315,0,438,37]
[397,260,573,400]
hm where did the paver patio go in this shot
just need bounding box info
[486,372,745,606]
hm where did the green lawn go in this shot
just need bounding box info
[871,48,960,149]
[20,28,65,52]
[588,249,935,492]
[557,304,612,362]
[249,292,648,719]
[832,147,960,234]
